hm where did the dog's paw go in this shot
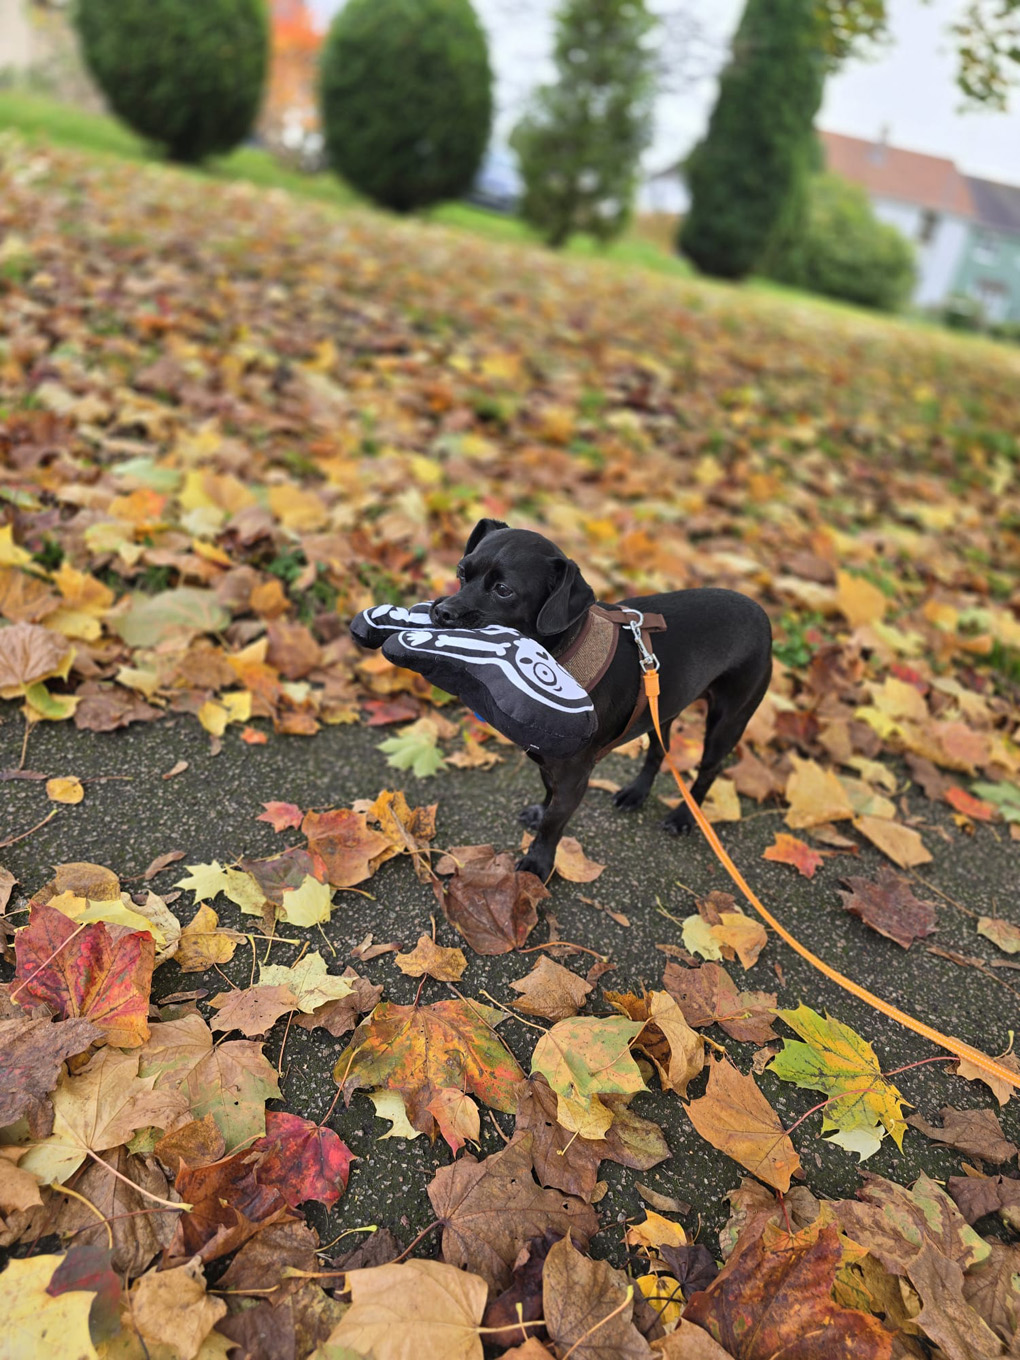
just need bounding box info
[518,803,545,831]
[662,807,695,837]
[612,783,648,812]
[516,853,551,881]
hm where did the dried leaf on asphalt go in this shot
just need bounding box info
[977,915,1020,955]
[839,865,938,948]
[301,806,393,888]
[427,1135,598,1293]
[208,984,299,1037]
[905,1242,1002,1360]
[51,1144,178,1276]
[832,1171,989,1275]
[335,998,524,1148]
[0,1015,101,1136]
[439,851,548,954]
[252,1110,354,1209]
[174,903,242,973]
[542,1234,653,1360]
[530,1015,645,1135]
[128,1258,227,1360]
[684,1219,891,1360]
[394,933,467,981]
[763,832,826,878]
[662,961,778,1045]
[510,956,593,1021]
[906,1105,1018,1163]
[14,904,154,1048]
[326,1258,488,1360]
[685,1056,801,1194]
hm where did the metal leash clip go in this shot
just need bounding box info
[619,606,660,673]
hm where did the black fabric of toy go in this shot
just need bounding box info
[349,602,597,758]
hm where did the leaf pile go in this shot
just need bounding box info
[2,136,1020,1358]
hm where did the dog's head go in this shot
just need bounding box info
[431,519,595,642]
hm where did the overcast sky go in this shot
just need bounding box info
[309,0,1020,184]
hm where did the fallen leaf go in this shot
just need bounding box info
[685,1218,891,1359]
[258,953,354,1012]
[0,622,74,699]
[129,1258,227,1360]
[762,833,825,878]
[769,1003,908,1158]
[509,956,593,1021]
[784,755,854,829]
[905,1242,1002,1360]
[175,904,242,972]
[553,835,605,882]
[0,1015,102,1136]
[440,852,548,955]
[427,1135,597,1293]
[977,916,1020,955]
[542,1235,653,1360]
[832,1171,988,1275]
[394,934,467,981]
[252,1110,355,1209]
[853,815,932,868]
[326,1258,488,1360]
[14,904,154,1048]
[684,1056,801,1193]
[257,800,305,831]
[301,807,392,888]
[336,998,525,1147]
[0,1254,98,1360]
[45,776,83,805]
[51,1144,178,1275]
[209,984,299,1037]
[662,961,778,1045]
[839,865,938,948]
[905,1106,1017,1164]
[530,1016,645,1134]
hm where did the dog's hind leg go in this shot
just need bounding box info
[612,717,674,812]
[662,673,770,837]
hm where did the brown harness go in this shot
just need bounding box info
[556,604,666,760]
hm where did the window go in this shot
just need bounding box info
[918,209,938,244]
[974,231,997,265]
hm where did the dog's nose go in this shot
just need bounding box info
[432,600,456,627]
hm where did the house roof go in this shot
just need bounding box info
[966,176,1020,235]
[820,130,975,218]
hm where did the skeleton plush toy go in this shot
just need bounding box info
[349,602,597,759]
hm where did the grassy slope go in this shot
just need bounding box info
[0,89,694,282]
[0,88,1008,340]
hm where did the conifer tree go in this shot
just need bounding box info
[513,0,655,248]
[679,0,825,279]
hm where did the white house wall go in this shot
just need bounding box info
[872,196,970,307]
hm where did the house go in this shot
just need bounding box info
[954,176,1020,323]
[819,130,975,309]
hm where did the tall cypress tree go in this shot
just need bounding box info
[679,0,825,279]
[512,0,655,249]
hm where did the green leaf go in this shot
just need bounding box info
[972,781,1020,823]
[114,587,230,648]
[378,721,447,778]
[531,1016,645,1136]
[769,1003,908,1158]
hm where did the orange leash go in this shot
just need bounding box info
[643,668,1020,1092]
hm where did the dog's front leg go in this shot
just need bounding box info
[517,757,593,882]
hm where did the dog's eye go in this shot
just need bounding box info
[492,582,514,599]
[455,566,466,582]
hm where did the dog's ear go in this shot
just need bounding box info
[464,518,508,555]
[536,559,595,636]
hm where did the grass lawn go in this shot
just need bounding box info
[0,88,697,278]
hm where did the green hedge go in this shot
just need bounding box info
[765,173,917,311]
[319,0,493,212]
[75,0,268,164]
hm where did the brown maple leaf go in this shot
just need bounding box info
[685,1219,891,1360]
[662,961,778,1045]
[839,865,938,948]
[0,1016,101,1136]
[427,1135,598,1293]
[439,852,548,954]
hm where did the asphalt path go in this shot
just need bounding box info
[2,707,1018,1264]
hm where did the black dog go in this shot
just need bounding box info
[431,519,772,881]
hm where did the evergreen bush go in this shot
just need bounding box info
[320,0,493,212]
[679,0,824,279]
[766,173,917,311]
[75,0,268,163]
